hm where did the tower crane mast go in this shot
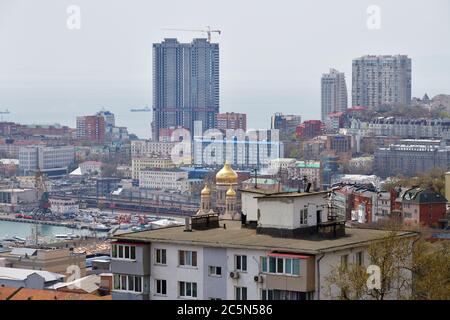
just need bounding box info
[0,109,10,121]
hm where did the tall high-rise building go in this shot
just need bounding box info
[270,113,302,137]
[96,110,115,128]
[216,112,247,132]
[321,69,348,121]
[352,55,412,108]
[96,110,116,141]
[152,38,220,141]
[76,115,106,143]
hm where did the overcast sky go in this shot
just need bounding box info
[0,0,449,138]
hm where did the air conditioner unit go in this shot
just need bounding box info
[229,271,239,279]
[254,275,263,283]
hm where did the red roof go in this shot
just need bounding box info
[348,106,367,111]
[327,112,344,117]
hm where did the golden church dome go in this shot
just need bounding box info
[226,185,236,197]
[201,184,211,196]
[216,162,238,185]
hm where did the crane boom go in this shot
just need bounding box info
[162,26,221,42]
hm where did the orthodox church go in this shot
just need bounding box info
[196,161,241,221]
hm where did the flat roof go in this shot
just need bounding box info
[0,267,64,282]
[0,188,33,193]
[259,190,330,199]
[239,189,329,198]
[295,161,321,168]
[112,223,417,255]
[239,188,281,195]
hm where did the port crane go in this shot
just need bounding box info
[32,170,55,220]
[163,26,221,42]
[0,109,10,121]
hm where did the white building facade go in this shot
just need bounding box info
[321,68,348,121]
[138,169,189,192]
[110,188,415,300]
[18,145,75,176]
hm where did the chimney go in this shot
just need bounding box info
[305,183,312,193]
[184,217,192,232]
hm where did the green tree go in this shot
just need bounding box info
[411,240,450,300]
[325,232,415,300]
[325,229,450,300]
[383,168,445,196]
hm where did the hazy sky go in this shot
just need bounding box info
[0,0,449,138]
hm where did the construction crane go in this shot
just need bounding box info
[0,109,10,121]
[163,26,221,42]
[32,170,54,220]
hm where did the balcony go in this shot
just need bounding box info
[263,253,315,292]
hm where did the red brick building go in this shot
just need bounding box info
[351,190,374,223]
[216,112,247,132]
[401,188,447,227]
[76,115,106,143]
[20,124,72,137]
[295,120,323,139]
[0,122,72,138]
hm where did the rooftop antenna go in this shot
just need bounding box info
[299,175,308,193]
[252,168,258,189]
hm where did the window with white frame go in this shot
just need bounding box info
[179,250,197,267]
[155,279,167,295]
[300,208,308,225]
[235,255,247,271]
[261,256,300,276]
[235,286,247,300]
[112,244,136,260]
[208,266,222,277]
[155,248,167,265]
[113,274,143,293]
[179,281,197,298]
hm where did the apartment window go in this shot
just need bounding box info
[341,254,348,270]
[263,256,300,276]
[262,289,313,300]
[179,250,197,267]
[235,286,247,300]
[300,208,308,225]
[113,274,143,293]
[260,256,266,272]
[156,249,167,265]
[235,255,247,271]
[112,244,136,260]
[208,266,222,277]
[355,251,364,266]
[156,279,167,295]
[179,281,197,298]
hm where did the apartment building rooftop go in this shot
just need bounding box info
[0,267,64,282]
[0,286,111,300]
[112,222,416,255]
[239,189,328,197]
